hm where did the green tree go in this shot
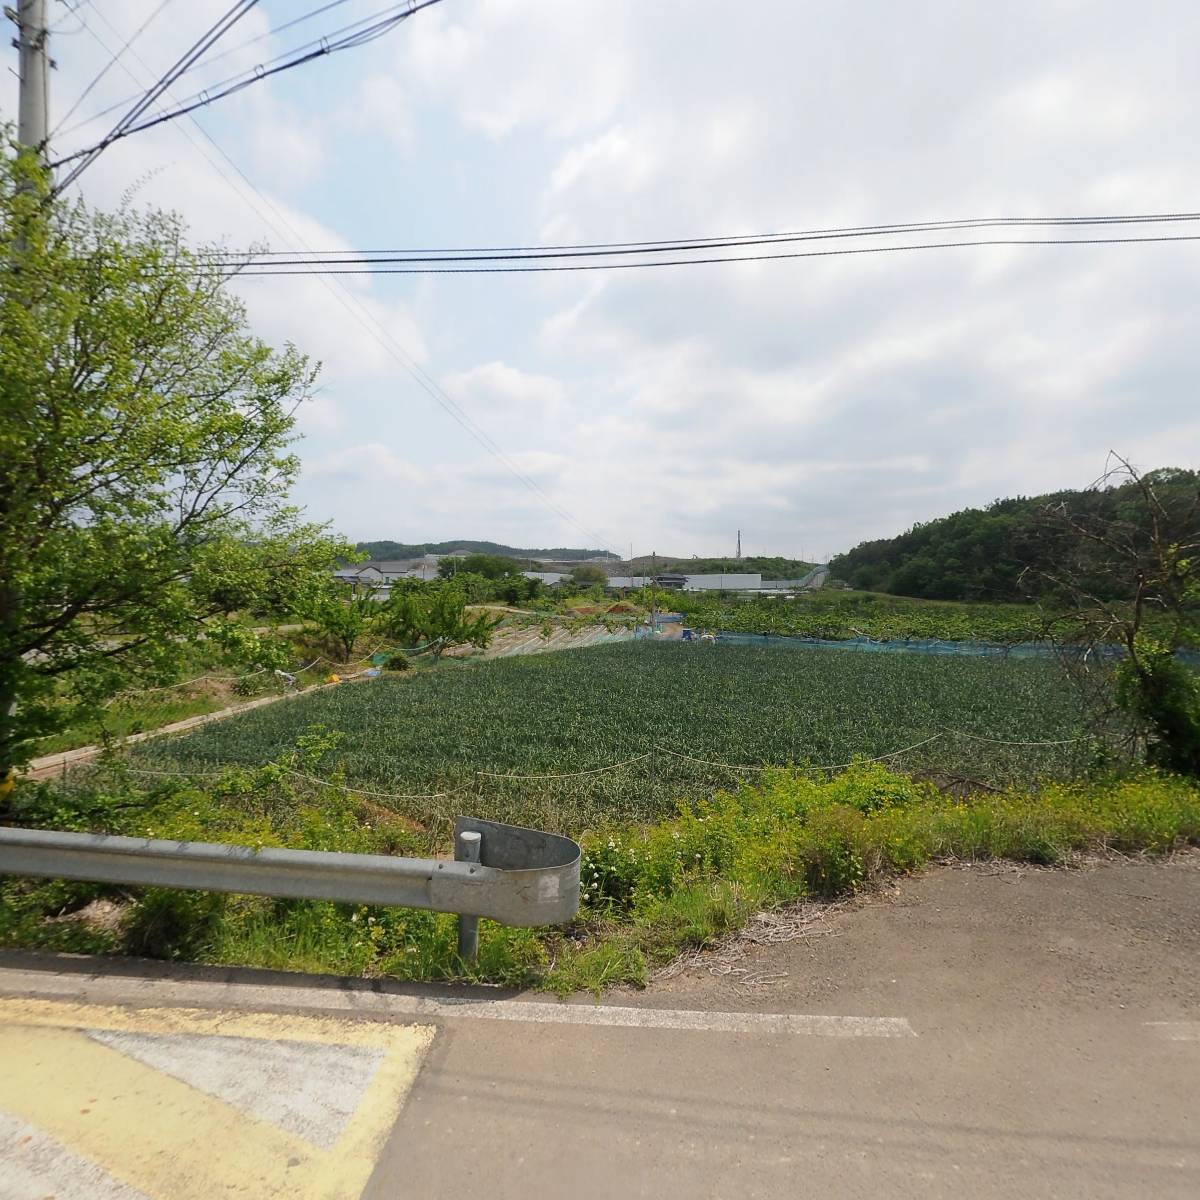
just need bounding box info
[438,553,525,581]
[450,571,496,604]
[301,582,380,663]
[380,582,498,659]
[188,527,352,620]
[0,144,343,781]
[1035,459,1200,774]
[569,564,609,588]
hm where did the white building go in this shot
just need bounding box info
[681,573,762,591]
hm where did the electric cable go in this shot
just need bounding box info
[210,210,1200,263]
[54,0,261,192]
[52,0,445,161]
[67,7,622,557]
[52,0,175,137]
[217,232,1200,276]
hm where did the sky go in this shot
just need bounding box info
[4,0,1199,561]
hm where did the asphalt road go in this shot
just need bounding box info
[1,854,1196,1199]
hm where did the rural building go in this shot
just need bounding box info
[522,571,570,586]
[680,573,762,592]
[333,557,440,598]
[654,572,690,590]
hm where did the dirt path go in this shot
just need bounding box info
[23,624,633,779]
[22,681,343,782]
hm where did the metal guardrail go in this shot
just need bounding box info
[0,816,580,962]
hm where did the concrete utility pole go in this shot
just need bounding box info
[649,550,657,632]
[14,0,51,159]
[1,2,50,800]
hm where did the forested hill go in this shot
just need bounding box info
[828,468,1199,602]
[355,540,620,561]
[659,556,815,579]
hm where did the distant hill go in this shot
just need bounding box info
[355,540,619,562]
[655,556,815,580]
[828,468,1199,602]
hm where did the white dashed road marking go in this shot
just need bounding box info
[403,998,917,1036]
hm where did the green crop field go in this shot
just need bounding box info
[130,641,1106,834]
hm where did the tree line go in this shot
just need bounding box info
[829,469,1200,604]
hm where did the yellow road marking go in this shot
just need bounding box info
[0,998,434,1200]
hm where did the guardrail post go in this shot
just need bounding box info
[456,829,482,963]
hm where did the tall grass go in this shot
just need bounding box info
[3,754,1195,993]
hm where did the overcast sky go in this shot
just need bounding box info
[5,0,1198,559]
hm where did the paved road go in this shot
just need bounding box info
[0,855,1196,1199]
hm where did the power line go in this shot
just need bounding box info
[48,1,93,36]
[209,211,1200,272]
[56,0,374,134]
[71,7,622,557]
[210,209,1200,261]
[218,232,1200,277]
[52,0,445,163]
[174,0,359,71]
[54,0,261,192]
[52,0,175,136]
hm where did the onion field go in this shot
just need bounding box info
[132,641,1102,831]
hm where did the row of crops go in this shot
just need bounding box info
[129,641,1110,834]
[664,590,1051,643]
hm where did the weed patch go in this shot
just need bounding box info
[3,747,1196,995]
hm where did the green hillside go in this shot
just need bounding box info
[355,540,619,561]
[659,556,815,579]
[829,468,1199,602]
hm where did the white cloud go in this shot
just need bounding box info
[6,0,1198,555]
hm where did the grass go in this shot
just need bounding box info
[31,692,251,758]
[6,637,1190,995]
[23,626,408,760]
[2,755,1196,993]
[128,640,1105,832]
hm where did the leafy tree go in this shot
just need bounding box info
[438,553,525,581]
[0,143,345,781]
[452,571,495,604]
[569,564,609,588]
[1031,459,1200,773]
[301,582,380,663]
[189,528,351,620]
[496,575,541,605]
[380,582,498,659]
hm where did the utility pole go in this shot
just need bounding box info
[14,0,51,160]
[736,530,741,561]
[650,550,657,632]
[1,2,49,802]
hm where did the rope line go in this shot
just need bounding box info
[283,768,472,802]
[939,728,1089,747]
[653,732,948,773]
[106,726,1086,800]
[477,753,656,782]
[98,645,434,705]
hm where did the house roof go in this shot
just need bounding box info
[342,560,432,577]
